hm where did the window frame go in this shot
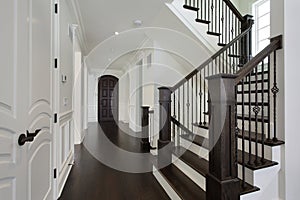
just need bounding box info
[252,0,271,55]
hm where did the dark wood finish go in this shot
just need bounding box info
[237,130,284,146]
[172,146,259,195]
[222,0,244,21]
[98,75,119,122]
[59,122,170,200]
[206,74,240,200]
[160,164,206,200]
[183,4,199,11]
[171,25,252,92]
[141,106,150,152]
[235,36,283,84]
[158,87,172,168]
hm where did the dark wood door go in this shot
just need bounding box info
[98,75,119,122]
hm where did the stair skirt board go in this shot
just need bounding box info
[240,164,281,200]
[153,165,182,200]
[172,154,206,190]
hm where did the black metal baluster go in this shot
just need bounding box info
[199,70,203,125]
[248,72,253,166]
[207,0,210,32]
[178,87,181,131]
[192,76,194,131]
[267,55,271,141]
[173,92,176,140]
[221,1,224,44]
[196,73,198,125]
[253,65,260,165]
[215,0,218,34]
[203,67,207,125]
[261,60,266,163]
[271,51,279,142]
[225,5,228,44]
[241,78,246,188]
[183,84,185,128]
[187,80,190,130]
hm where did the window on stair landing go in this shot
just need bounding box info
[252,0,270,72]
[252,0,270,55]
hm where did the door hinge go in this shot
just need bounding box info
[54,58,58,69]
[54,113,58,123]
[54,3,58,14]
[54,168,57,179]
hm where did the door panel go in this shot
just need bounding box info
[98,76,119,122]
[0,0,54,199]
[27,0,53,199]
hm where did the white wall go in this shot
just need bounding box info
[59,0,74,113]
[284,1,300,200]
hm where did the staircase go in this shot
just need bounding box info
[149,0,284,199]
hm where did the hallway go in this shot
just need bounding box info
[59,122,169,200]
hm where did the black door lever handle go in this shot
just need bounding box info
[18,129,41,146]
[26,129,41,137]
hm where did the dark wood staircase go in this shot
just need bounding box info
[145,0,284,199]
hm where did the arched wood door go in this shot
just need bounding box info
[98,75,119,122]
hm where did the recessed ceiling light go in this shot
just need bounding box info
[133,20,143,26]
[114,32,119,35]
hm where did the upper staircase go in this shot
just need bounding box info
[147,0,284,199]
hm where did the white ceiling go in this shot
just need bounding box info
[76,0,167,53]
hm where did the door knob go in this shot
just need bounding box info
[18,129,41,146]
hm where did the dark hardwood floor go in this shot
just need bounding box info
[59,122,169,200]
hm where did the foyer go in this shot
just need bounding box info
[59,122,169,200]
[0,0,300,200]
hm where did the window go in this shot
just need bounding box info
[252,0,270,55]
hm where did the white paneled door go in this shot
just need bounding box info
[0,0,55,200]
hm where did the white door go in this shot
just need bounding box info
[0,0,55,200]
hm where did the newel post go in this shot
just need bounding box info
[206,74,240,200]
[158,87,172,168]
[241,14,254,65]
[141,106,150,152]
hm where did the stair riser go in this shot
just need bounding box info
[236,120,271,132]
[172,154,206,191]
[238,138,273,160]
[237,94,268,103]
[180,138,209,160]
[152,165,181,200]
[193,127,209,138]
[237,82,268,91]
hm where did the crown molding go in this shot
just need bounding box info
[66,0,89,54]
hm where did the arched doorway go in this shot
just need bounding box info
[98,75,119,122]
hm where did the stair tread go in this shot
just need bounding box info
[183,5,199,11]
[228,54,241,58]
[173,146,208,176]
[192,123,209,129]
[217,43,226,47]
[180,131,277,170]
[160,164,206,200]
[238,130,285,146]
[236,89,269,94]
[207,31,221,36]
[236,102,269,106]
[195,18,210,24]
[237,114,269,123]
[237,150,278,170]
[237,79,268,85]
[172,147,259,195]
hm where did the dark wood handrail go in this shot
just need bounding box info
[222,0,244,22]
[171,25,253,92]
[171,117,194,136]
[234,35,283,84]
